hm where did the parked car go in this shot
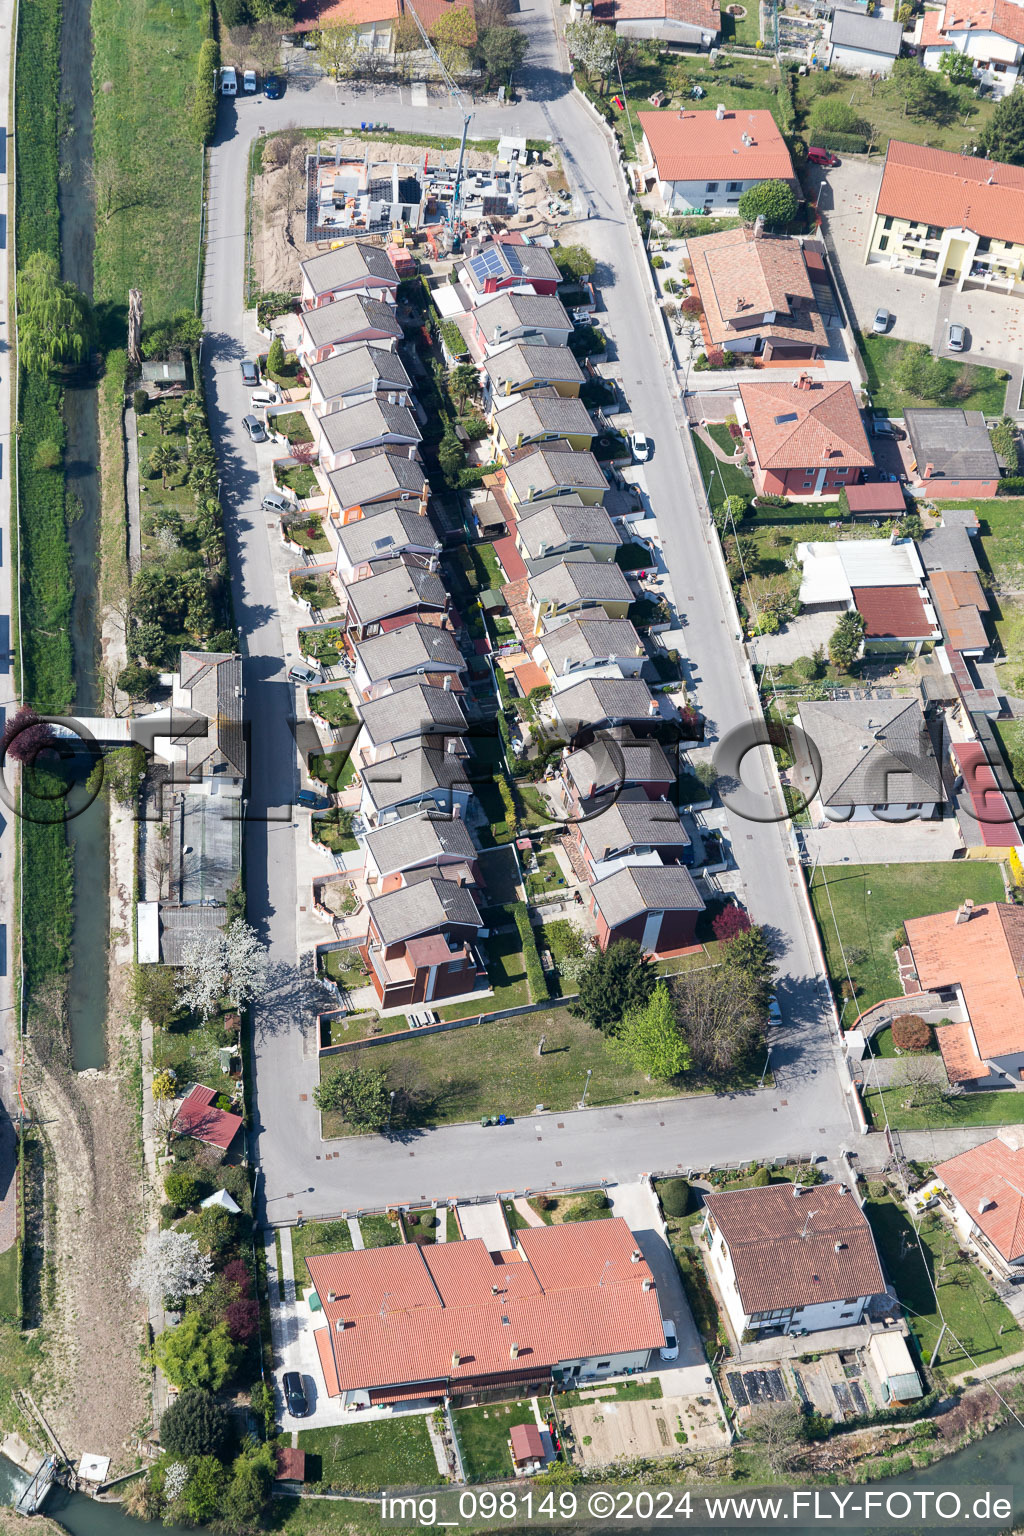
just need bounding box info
[296,789,330,810]
[264,74,283,99]
[871,418,907,441]
[948,322,967,352]
[262,489,293,513]
[240,359,260,386]
[660,1320,679,1362]
[872,308,891,335]
[219,66,237,96]
[630,431,652,462]
[768,996,782,1025]
[283,1372,309,1418]
[243,413,267,443]
[288,661,321,684]
[251,386,280,409]
[243,69,257,92]
[807,147,839,168]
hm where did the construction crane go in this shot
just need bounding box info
[403,0,473,244]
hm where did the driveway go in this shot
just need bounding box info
[808,158,1024,367]
[608,1181,704,1374]
[799,814,965,865]
[456,1200,512,1250]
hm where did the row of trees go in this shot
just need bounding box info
[316,11,528,89]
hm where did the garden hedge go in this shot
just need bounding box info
[809,131,867,154]
[191,39,221,146]
[501,902,549,1001]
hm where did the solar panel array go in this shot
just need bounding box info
[468,244,524,285]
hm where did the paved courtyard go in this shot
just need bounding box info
[752,611,839,668]
[799,814,965,865]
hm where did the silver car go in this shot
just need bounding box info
[872,308,891,335]
[948,322,967,352]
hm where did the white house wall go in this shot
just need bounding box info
[827,42,897,74]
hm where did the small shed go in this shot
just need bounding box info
[868,1332,923,1405]
[141,360,188,385]
[844,481,907,517]
[77,1454,111,1486]
[137,901,160,965]
[275,1446,306,1483]
[509,1422,545,1470]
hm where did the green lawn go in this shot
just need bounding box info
[969,501,1024,699]
[858,334,1009,416]
[665,1214,726,1354]
[864,1084,1024,1130]
[557,1377,663,1408]
[310,752,356,792]
[293,577,338,614]
[481,929,531,1011]
[526,849,568,901]
[286,518,332,555]
[313,810,359,854]
[867,1024,937,1059]
[289,1219,353,1298]
[274,411,314,444]
[809,862,1006,1017]
[154,1014,232,1084]
[404,1208,440,1244]
[865,1194,1022,1375]
[452,1402,537,1482]
[0,1243,19,1325]
[318,1006,692,1137]
[297,1419,443,1492]
[720,0,760,44]
[309,689,356,727]
[322,948,367,990]
[92,0,206,320]
[793,67,994,158]
[358,1213,402,1248]
[691,424,753,511]
[278,465,320,500]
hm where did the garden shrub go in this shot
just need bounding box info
[496,772,519,835]
[746,1165,770,1187]
[133,389,148,415]
[658,1177,691,1217]
[502,902,549,1000]
[191,39,220,146]
[892,1014,933,1051]
[165,1169,200,1210]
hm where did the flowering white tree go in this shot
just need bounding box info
[565,18,617,85]
[163,1464,189,1504]
[131,1230,213,1308]
[176,920,269,1020]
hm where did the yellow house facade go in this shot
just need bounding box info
[526,560,633,636]
[502,447,608,513]
[490,393,596,465]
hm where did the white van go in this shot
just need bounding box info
[251,386,281,409]
[220,66,237,96]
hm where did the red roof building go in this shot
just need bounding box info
[274,1447,307,1482]
[843,481,907,516]
[737,376,874,498]
[172,1084,243,1152]
[951,741,1023,849]
[306,1219,666,1405]
[905,902,1024,1084]
[509,1422,546,1469]
[593,0,720,46]
[851,585,935,642]
[935,1129,1024,1277]
[638,109,796,215]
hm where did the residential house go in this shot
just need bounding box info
[903,900,1024,1086]
[335,506,441,585]
[468,291,573,356]
[502,447,609,510]
[318,398,421,474]
[573,789,691,875]
[736,377,873,498]
[326,452,428,521]
[904,409,1002,498]
[527,560,634,633]
[361,812,479,892]
[515,502,621,562]
[340,561,448,641]
[591,0,720,47]
[589,864,704,952]
[307,1218,667,1405]
[459,239,561,300]
[483,344,585,401]
[559,732,676,815]
[551,677,659,736]
[865,139,1024,291]
[843,482,909,518]
[298,294,403,369]
[355,682,467,766]
[308,346,413,420]
[916,0,1024,96]
[918,506,981,575]
[536,617,646,684]
[299,242,400,309]
[935,1128,1024,1279]
[929,569,991,655]
[491,392,596,461]
[687,226,828,361]
[293,0,477,53]
[637,107,797,215]
[360,877,485,1009]
[350,622,465,701]
[796,538,940,653]
[359,744,474,827]
[702,1182,886,1340]
[173,1084,243,1155]
[796,698,944,822]
[827,10,903,72]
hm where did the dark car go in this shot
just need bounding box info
[297,789,330,810]
[283,1371,309,1418]
[240,359,260,386]
[264,74,283,98]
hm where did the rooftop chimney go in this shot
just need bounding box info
[795,373,813,391]
[978,1198,994,1214]
[792,1183,803,1197]
[924,463,934,479]
[452,1352,461,1368]
[834,1242,846,1253]
[335,1318,346,1332]
[716,103,726,120]
[642,1277,653,1291]
[648,698,659,716]
[510,1343,520,1360]
[631,1250,642,1263]
[753,215,765,238]
[955,899,975,925]
[327,1291,337,1302]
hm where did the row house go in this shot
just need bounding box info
[589,864,704,953]
[527,559,633,634]
[318,397,421,475]
[298,293,403,369]
[361,812,479,895]
[468,291,573,356]
[349,622,465,701]
[459,238,561,299]
[558,731,676,816]
[354,682,467,768]
[572,789,692,877]
[360,877,486,1010]
[340,561,448,642]
[482,343,586,402]
[502,446,608,512]
[515,501,621,564]
[299,242,400,310]
[308,346,413,420]
[359,744,474,828]
[491,391,597,461]
[335,506,441,585]
[536,616,646,685]
[326,451,427,522]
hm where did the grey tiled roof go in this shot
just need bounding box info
[495,393,596,445]
[516,502,620,558]
[352,623,464,683]
[564,733,675,794]
[475,291,572,338]
[529,559,633,608]
[797,698,942,809]
[904,410,1000,482]
[309,345,411,401]
[552,677,655,728]
[176,651,246,778]
[506,447,608,499]
[541,618,643,673]
[362,812,476,877]
[300,242,399,293]
[337,508,440,569]
[319,398,420,454]
[918,517,981,575]
[301,294,402,350]
[484,344,585,392]
[358,681,467,746]
[579,789,689,860]
[328,451,426,510]
[344,562,447,623]
[829,9,902,53]
[362,746,471,811]
[590,864,704,926]
[368,875,482,944]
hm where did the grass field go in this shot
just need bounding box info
[358,1213,402,1248]
[288,1218,353,1292]
[858,335,1009,416]
[0,1243,19,1325]
[809,862,1006,1017]
[91,0,207,321]
[691,424,752,512]
[865,1193,1022,1375]
[452,1402,537,1482]
[297,1419,443,1492]
[318,1006,691,1136]
[864,1084,1024,1130]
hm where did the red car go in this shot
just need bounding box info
[807,147,839,168]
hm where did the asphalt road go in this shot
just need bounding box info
[201,7,857,1225]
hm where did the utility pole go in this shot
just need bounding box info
[537,1034,546,1057]
[403,0,473,232]
[579,1068,592,1109]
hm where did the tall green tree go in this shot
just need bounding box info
[317,20,359,78]
[737,179,797,230]
[222,1444,276,1532]
[433,6,477,72]
[614,983,690,1080]
[154,1313,238,1391]
[479,24,529,87]
[18,251,94,373]
[148,443,180,489]
[982,86,1024,163]
[159,1388,233,1460]
[180,1458,227,1525]
[554,245,597,283]
[572,939,655,1034]
[450,362,478,411]
[267,333,286,376]
[313,1064,392,1129]
[828,610,865,670]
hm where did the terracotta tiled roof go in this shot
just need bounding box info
[638,109,795,186]
[936,0,1024,46]
[852,585,934,639]
[510,1423,545,1462]
[593,0,720,28]
[935,1132,1024,1261]
[952,741,1023,848]
[739,379,873,470]
[876,139,1024,246]
[293,0,475,33]
[172,1084,242,1151]
[306,1219,664,1396]
[275,1448,306,1482]
[843,482,907,513]
[703,1183,885,1315]
[687,227,826,351]
[905,904,1024,1077]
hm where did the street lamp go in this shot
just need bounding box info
[578,1068,592,1110]
[385,1089,396,1135]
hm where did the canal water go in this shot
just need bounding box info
[58,0,109,1071]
